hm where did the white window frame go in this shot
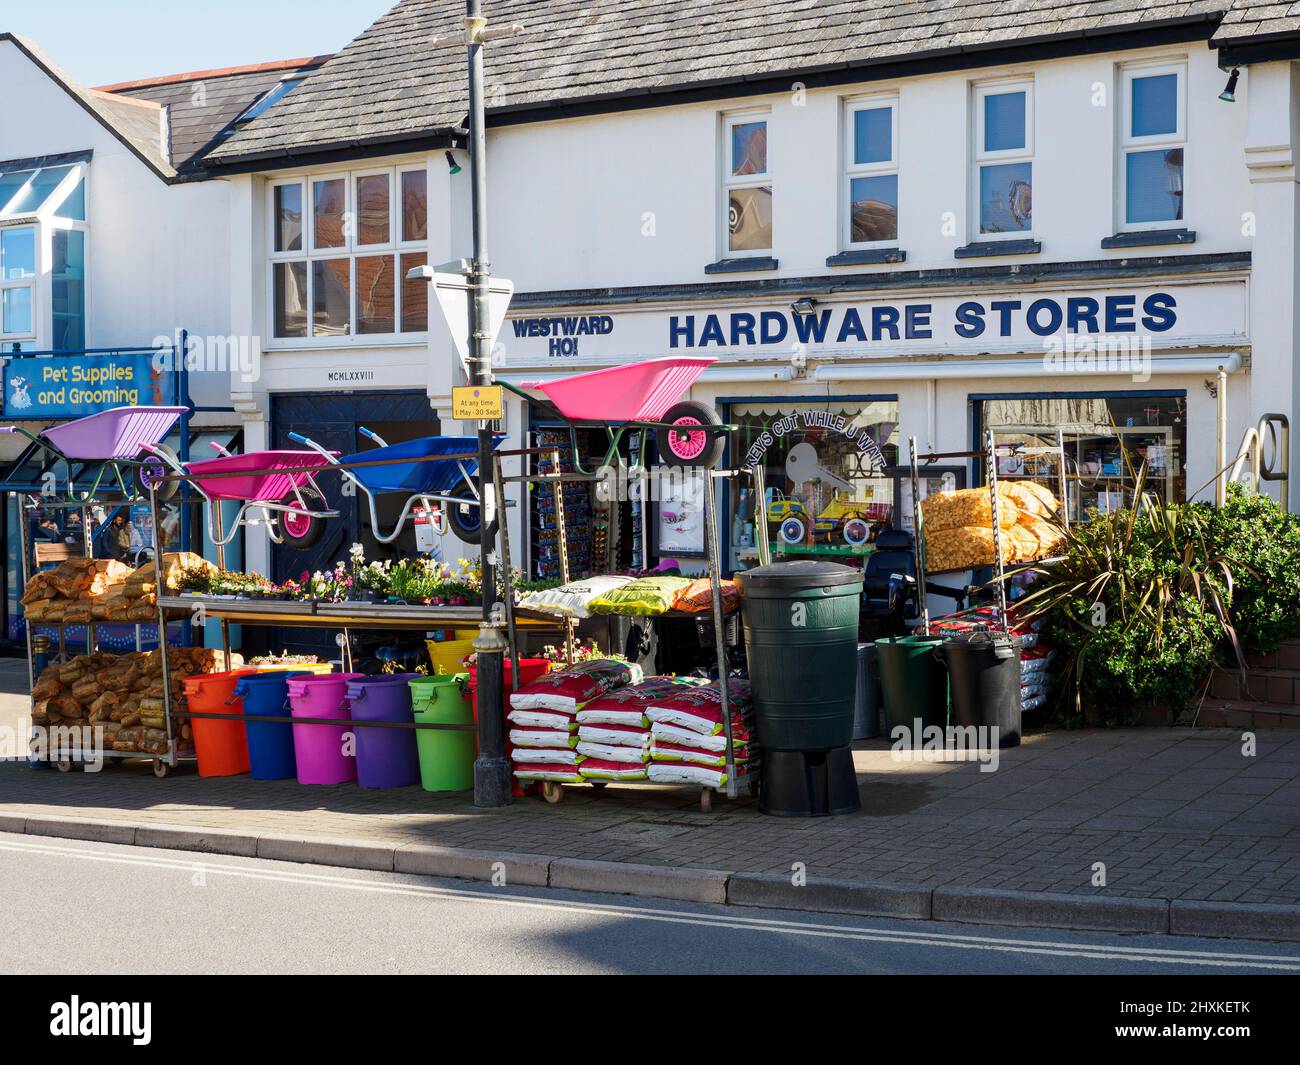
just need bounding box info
[267,163,430,345]
[0,222,39,345]
[0,162,89,350]
[843,95,899,249]
[971,80,1034,242]
[720,111,772,258]
[1118,62,1187,233]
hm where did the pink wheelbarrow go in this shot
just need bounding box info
[1,405,188,501]
[141,441,339,549]
[499,356,729,474]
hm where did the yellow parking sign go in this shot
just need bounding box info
[452,385,504,421]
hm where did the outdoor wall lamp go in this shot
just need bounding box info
[1219,68,1240,103]
[790,297,817,316]
[445,149,463,175]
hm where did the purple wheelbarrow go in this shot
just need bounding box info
[1,405,188,500]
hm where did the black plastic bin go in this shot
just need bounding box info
[941,632,1022,748]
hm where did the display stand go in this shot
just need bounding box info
[497,450,757,812]
[909,427,1069,638]
[8,489,193,776]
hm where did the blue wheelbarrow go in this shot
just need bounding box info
[290,428,502,544]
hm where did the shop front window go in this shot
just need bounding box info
[729,398,899,571]
[977,393,1186,522]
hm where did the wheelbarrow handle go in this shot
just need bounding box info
[288,431,309,445]
[209,440,234,457]
[358,425,388,447]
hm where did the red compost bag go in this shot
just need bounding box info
[509,660,642,713]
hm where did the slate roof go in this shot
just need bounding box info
[109,58,328,175]
[1216,1,1300,42]
[201,0,1286,168]
[1,33,176,178]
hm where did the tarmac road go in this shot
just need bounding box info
[2,831,1299,975]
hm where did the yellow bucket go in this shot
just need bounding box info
[426,638,476,676]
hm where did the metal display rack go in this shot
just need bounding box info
[8,490,194,776]
[909,427,1069,637]
[14,436,758,812]
[495,447,757,812]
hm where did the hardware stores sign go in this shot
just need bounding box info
[501,283,1245,363]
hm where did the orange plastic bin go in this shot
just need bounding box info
[183,669,252,777]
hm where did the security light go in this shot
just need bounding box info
[445,150,463,175]
[405,263,436,281]
[1219,68,1240,103]
[791,298,817,316]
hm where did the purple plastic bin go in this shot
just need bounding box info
[40,406,188,460]
[346,674,421,788]
[288,672,362,785]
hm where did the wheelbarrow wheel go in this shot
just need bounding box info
[657,401,724,468]
[135,445,179,502]
[280,484,327,550]
[447,482,484,544]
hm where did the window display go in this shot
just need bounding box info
[978,392,1186,522]
[729,399,899,570]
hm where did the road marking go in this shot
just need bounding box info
[2,836,1298,970]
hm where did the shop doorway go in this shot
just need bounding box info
[268,391,438,656]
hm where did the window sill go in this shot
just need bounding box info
[1100,228,1196,249]
[825,248,906,267]
[704,256,779,275]
[954,239,1041,259]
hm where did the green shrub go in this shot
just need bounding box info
[1208,485,1300,653]
[1018,482,1300,720]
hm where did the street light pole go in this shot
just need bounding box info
[465,0,511,807]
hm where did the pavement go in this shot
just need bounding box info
[3,714,1300,941]
[0,657,30,753]
[5,832,1299,974]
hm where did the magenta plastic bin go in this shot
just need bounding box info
[288,672,362,785]
[40,406,188,460]
[345,675,421,788]
[523,357,716,421]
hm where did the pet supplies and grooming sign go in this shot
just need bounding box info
[2,353,164,419]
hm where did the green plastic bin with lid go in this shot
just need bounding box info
[874,633,949,732]
[736,559,864,751]
[409,673,475,792]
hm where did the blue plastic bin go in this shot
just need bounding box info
[233,670,308,780]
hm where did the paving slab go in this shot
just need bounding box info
[3,727,1300,938]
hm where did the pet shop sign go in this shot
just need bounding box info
[2,353,164,418]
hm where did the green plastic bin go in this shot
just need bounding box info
[874,634,949,732]
[409,673,475,792]
[736,560,864,751]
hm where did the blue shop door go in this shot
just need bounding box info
[269,392,439,658]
